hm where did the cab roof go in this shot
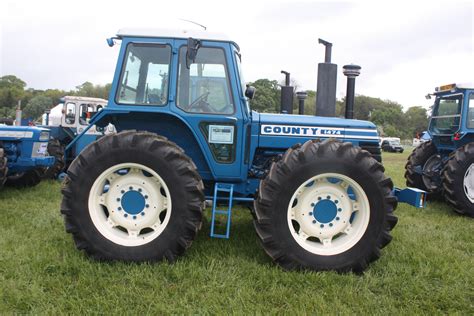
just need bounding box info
[116,28,240,50]
[62,96,108,104]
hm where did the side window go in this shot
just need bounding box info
[177,46,234,114]
[468,94,474,128]
[116,43,171,106]
[65,102,76,124]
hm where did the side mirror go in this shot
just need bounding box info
[425,94,432,100]
[186,38,201,69]
[245,85,256,100]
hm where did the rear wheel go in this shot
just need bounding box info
[443,143,474,217]
[405,140,442,194]
[43,139,65,179]
[254,139,397,272]
[61,131,204,262]
[0,148,7,188]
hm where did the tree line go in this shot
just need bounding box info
[0,75,427,139]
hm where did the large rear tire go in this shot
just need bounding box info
[405,140,442,194]
[0,148,7,188]
[43,139,65,179]
[254,139,397,272]
[61,131,205,262]
[442,143,474,217]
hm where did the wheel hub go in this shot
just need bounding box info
[313,199,338,223]
[121,190,146,215]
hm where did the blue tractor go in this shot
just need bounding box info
[0,125,54,187]
[39,96,111,179]
[61,29,424,272]
[405,83,474,217]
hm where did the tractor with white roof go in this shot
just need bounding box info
[60,28,425,272]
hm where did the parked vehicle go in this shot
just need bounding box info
[0,125,54,187]
[405,83,474,216]
[382,139,404,153]
[39,96,113,178]
[61,29,424,272]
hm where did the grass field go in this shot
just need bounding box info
[0,151,473,314]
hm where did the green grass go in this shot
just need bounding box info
[1,152,473,314]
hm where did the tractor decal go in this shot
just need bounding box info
[260,124,378,140]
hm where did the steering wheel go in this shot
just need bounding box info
[188,92,212,112]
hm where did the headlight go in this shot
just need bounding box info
[39,131,50,141]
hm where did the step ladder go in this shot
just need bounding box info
[210,182,234,239]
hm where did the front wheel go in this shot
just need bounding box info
[254,139,397,272]
[6,169,43,187]
[61,131,205,262]
[443,143,474,217]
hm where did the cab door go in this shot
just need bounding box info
[171,41,246,180]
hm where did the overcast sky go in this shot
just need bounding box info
[0,0,472,110]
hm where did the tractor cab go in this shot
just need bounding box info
[428,83,474,151]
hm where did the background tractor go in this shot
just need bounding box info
[39,96,113,178]
[0,125,54,187]
[405,83,474,217]
[61,29,423,272]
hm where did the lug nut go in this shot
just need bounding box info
[124,214,128,218]
[145,204,149,208]
[129,186,133,190]
[336,217,340,221]
[329,223,333,227]
[118,207,122,211]
[312,220,316,224]
[326,195,330,199]
[144,195,148,199]
[311,203,315,207]
[338,208,342,212]
[141,212,145,216]
[121,190,125,194]
[335,200,339,204]
[318,197,322,200]
[320,224,324,228]
[309,212,313,216]
[116,198,120,202]
[133,215,137,220]
[138,188,142,192]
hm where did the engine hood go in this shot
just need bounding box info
[256,112,378,143]
[0,125,49,140]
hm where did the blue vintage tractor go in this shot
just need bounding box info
[405,83,474,217]
[39,96,111,179]
[0,125,54,187]
[61,29,423,272]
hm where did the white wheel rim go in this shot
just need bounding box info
[88,163,172,247]
[463,163,474,203]
[287,173,370,256]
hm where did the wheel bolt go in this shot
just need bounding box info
[320,224,324,228]
[138,188,142,192]
[338,208,342,212]
[124,214,128,218]
[129,186,133,190]
[116,198,120,202]
[318,197,322,201]
[121,190,125,194]
[335,200,339,204]
[326,195,330,199]
[329,223,333,227]
[141,212,145,216]
[311,203,315,207]
[312,220,316,224]
[133,215,137,220]
[145,204,149,208]
[145,195,148,199]
[309,212,313,216]
[336,217,340,221]
[118,207,122,211]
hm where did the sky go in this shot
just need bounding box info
[0,0,472,110]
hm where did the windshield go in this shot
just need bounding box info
[429,94,463,135]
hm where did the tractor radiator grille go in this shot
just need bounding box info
[359,142,382,163]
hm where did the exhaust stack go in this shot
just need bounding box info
[280,70,294,114]
[343,64,361,119]
[315,39,337,117]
